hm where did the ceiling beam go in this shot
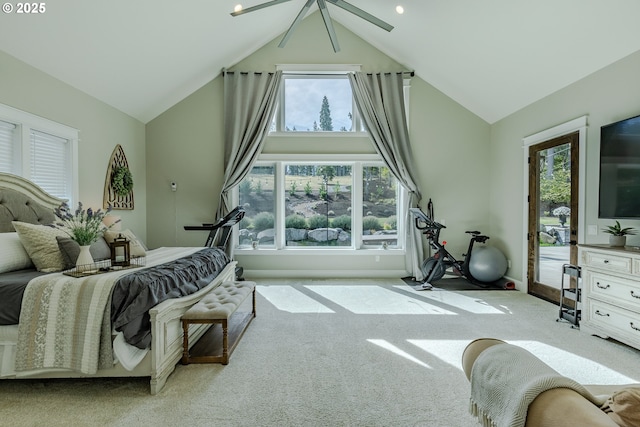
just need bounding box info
[317,0,340,52]
[278,0,315,48]
[327,0,393,32]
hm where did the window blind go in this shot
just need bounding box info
[30,129,69,199]
[0,120,17,173]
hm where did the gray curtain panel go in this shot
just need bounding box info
[348,71,425,281]
[215,70,283,253]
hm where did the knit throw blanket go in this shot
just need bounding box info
[15,247,201,375]
[16,269,133,374]
[469,343,606,427]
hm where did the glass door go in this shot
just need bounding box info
[527,132,579,302]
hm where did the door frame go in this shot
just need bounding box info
[522,116,587,294]
[528,133,578,300]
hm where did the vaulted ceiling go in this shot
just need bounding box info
[1,0,639,124]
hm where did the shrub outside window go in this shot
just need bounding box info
[362,165,398,248]
[238,165,276,248]
[236,161,401,250]
[284,164,353,247]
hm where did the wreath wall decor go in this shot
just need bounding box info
[103,144,134,210]
[112,166,134,196]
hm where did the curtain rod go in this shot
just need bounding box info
[280,71,414,76]
[365,71,414,77]
[222,68,414,77]
[221,69,269,75]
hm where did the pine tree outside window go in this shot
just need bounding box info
[272,74,364,133]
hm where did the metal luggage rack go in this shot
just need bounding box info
[557,263,581,328]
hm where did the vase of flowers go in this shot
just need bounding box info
[602,221,636,247]
[75,245,94,270]
[54,202,120,271]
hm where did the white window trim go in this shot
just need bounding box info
[0,103,79,204]
[276,64,362,73]
[273,66,366,135]
[235,154,406,253]
[268,130,369,138]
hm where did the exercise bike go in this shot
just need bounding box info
[410,206,507,290]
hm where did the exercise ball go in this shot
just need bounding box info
[468,245,508,283]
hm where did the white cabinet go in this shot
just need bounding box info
[579,245,640,351]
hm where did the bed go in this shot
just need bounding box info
[0,172,237,394]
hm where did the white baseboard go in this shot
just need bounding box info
[244,269,409,279]
[243,271,525,291]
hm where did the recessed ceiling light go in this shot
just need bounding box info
[396,5,404,14]
[234,4,243,13]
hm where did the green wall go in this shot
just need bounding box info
[146,13,491,277]
[0,50,147,242]
[6,11,640,281]
[490,50,640,284]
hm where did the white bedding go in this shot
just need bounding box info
[0,233,33,273]
[112,331,148,371]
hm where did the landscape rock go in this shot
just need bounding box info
[257,228,275,243]
[285,228,308,241]
[308,228,340,242]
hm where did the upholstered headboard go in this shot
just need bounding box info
[0,172,65,232]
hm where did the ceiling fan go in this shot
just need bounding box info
[230,0,394,53]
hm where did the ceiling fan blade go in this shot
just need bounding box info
[230,0,293,17]
[326,0,394,32]
[278,0,315,48]
[317,0,340,52]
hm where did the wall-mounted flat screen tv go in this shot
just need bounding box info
[599,114,640,218]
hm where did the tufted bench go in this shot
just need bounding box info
[181,280,256,365]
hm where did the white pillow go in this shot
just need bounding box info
[103,229,147,257]
[12,221,68,272]
[0,232,34,273]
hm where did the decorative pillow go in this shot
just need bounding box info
[56,236,112,270]
[103,229,146,257]
[12,221,67,272]
[0,232,34,273]
[601,387,640,427]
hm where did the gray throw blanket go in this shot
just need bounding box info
[469,343,606,427]
[111,247,230,349]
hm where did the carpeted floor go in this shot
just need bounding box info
[1,278,639,427]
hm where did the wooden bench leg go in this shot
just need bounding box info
[181,282,256,365]
[222,319,229,364]
[252,287,256,318]
[181,320,190,364]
